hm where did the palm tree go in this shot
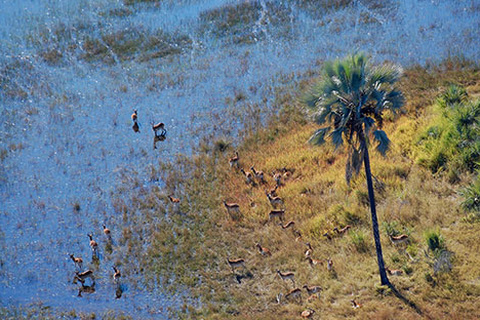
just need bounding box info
[303,53,404,286]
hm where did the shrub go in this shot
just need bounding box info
[424,230,445,252]
[349,230,370,253]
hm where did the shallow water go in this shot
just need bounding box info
[0,0,479,317]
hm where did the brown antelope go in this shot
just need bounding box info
[151,121,166,136]
[227,258,246,273]
[279,220,295,229]
[327,258,333,272]
[87,234,98,253]
[284,288,302,302]
[301,308,315,319]
[132,121,140,133]
[255,243,272,257]
[268,209,285,222]
[303,285,322,296]
[223,200,240,219]
[240,168,254,185]
[389,234,409,245]
[250,166,265,184]
[168,195,180,203]
[277,269,295,286]
[77,282,95,297]
[306,256,323,267]
[74,270,95,284]
[229,151,239,168]
[131,109,138,122]
[103,225,112,240]
[387,268,403,276]
[69,254,83,270]
[351,299,362,309]
[333,225,351,235]
[294,229,302,242]
[266,190,284,208]
[113,266,121,282]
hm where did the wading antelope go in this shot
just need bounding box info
[250,166,265,184]
[255,243,272,257]
[389,234,409,245]
[78,282,95,297]
[276,269,295,286]
[387,268,403,276]
[223,200,240,219]
[132,121,140,133]
[266,191,284,208]
[279,220,295,229]
[113,266,121,282]
[306,256,323,267]
[131,109,138,122]
[284,288,302,302]
[351,299,362,309]
[229,151,239,168]
[74,270,95,284]
[87,234,98,253]
[327,258,333,272]
[268,209,285,222]
[103,225,112,240]
[227,258,246,273]
[333,225,352,235]
[301,308,315,319]
[153,133,166,149]
[151,121,166,136]
[304,242,313,258]
[69,254,83,270]
[240,168,254,185]
[303,285,322,296]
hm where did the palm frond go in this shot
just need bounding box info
[373,130,391,155]
[330,127,345,149]
[308,127,330,146]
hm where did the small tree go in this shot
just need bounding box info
[303,53,405,285]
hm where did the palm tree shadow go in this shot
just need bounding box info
[387,283,431,319]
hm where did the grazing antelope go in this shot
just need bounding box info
[250,166,265,184]
[223,200,240,219]
[151,121,166,137]
[113,266,121,282]
[255,243,272,257]
[132,121,140,133]
[131,109,138,122]
[227,258,246,273]
[306,256,323,267]
[327,258,333,272]
[387,268,403,276]
[333,225,351,235]
[303,285,322,296]
[304,242,313,257]
[351,299,362,309]
[301,308,315,319]
[229,151,239,168]
[74,270,95,284]
[277,269,295,286]
[69,254,83,270]
[279,220,295,229]
[77,283,95,297]
[268,209,285,222]
[284,288,302,302]
[88,234,98,253]
[389,234,409,245]
[266,191,284,208]
[240,168,254,185]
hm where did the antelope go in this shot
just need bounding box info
[132,121,140,133]
[74,270,95,284]
[131,109,138,122]
[390,234,409,245]
[268,209,285,222]
[113,266,121,282]
[151,121,166,137]
[276,269,295,286]
[303,285,322,296]
[227,258,246,273]
[306,256,323,267]
[387,268,403,276]
[266,190,284,208]
[273,172,282,186]
[88,234,98,253]
[240,168,254,185]
[351,299,362,309]
[294,229,302,242]
[103,225,112,240]
[279,220,295,229]
[250,166,265,184]
[69,254,83,270]
[284,287,302,302]
[168,195,180,203]
[333,225,351,235]
[255,243,272,257]
[223,200,240,219]
[304,242,313,257]
[327,258,333,272]
[229,151,239,168]
[77,282,95,297]
[301,308,315,319]
[153,133,166,149]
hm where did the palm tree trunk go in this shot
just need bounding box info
[361,137,390,286]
